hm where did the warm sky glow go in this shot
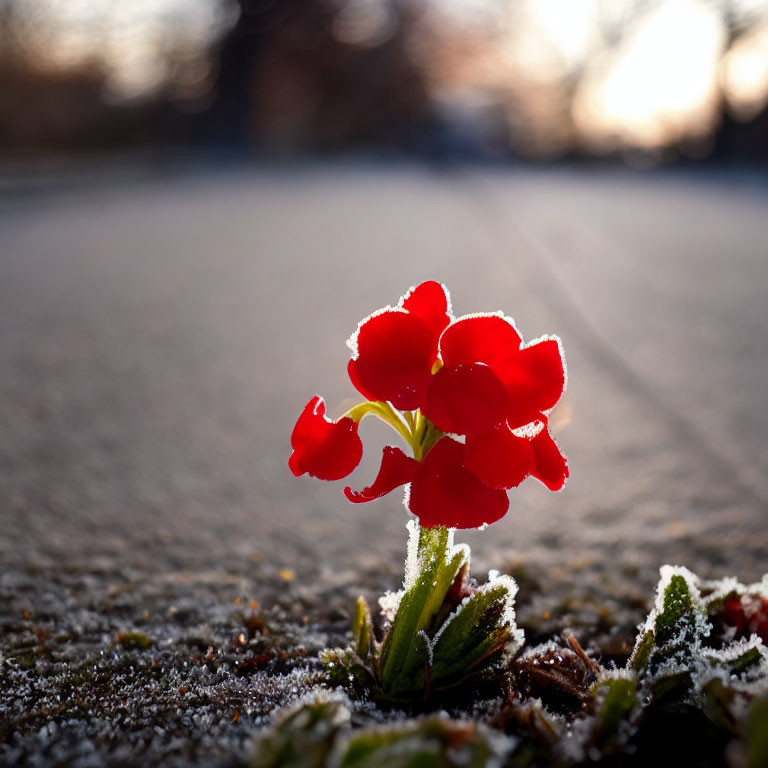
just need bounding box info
[572,1,726,150]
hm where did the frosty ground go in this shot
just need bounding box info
[1,162,767,765]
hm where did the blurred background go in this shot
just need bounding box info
[2,0,768,163]
[1,0,768,593]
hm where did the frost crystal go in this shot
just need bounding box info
[378,590,402,624]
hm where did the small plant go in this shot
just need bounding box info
[579,566,768,759]
[289,281,568,703]
[251,694,508,768]
[252,566,768,766]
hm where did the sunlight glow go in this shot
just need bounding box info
[522,0,599,72]
[722,20,768,121]
[572,0,726,150]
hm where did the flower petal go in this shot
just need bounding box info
[530,428,568,491]
[344,446,419,503]
[348,310,437,410]
[494,337,566,428]
[424,362,508,436]
[408,437,509,529]
[289,396,363,481]
[465,424,534,490]
[401,281,452,343]
[439,314,522,368]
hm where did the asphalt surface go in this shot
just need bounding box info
[1,162,767,589]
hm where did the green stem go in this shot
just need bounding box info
[416,523,450,567]
[379,522,464,695]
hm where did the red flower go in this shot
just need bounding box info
[289,396,363,481]
[711,593,768,644]
[290,282,568,529]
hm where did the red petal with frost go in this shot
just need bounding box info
[348,310,436,410]
[344,446,419,503]
[289,396,363,481]
[408,437,509,529]
[401,281,452,343]
[439,315,522,368]
[530,428,568,491]
[494,338,566,428]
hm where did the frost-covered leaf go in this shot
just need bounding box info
[430,577,523,688]
[655,573,697,646]
[729,646,764,675]
[321,648,374,691]
[704,638,767,679]
[492,697,562,750]
[696,637,768,699]
[253,699,511,768]
[648,670,693,706]
[631,630,654,674]
[629,565,709,680]
[592,674,639,749]
[340,718,508,768]
[251,695,350,768]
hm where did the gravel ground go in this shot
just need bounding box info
[1,161,767,765]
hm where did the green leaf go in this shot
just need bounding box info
[631,631,654,673]
[655,574,697,648]
[430,580,517,686]
[340,718,500,768]
[252,703,509,768]
[321,648,374,690]
[728,646,763,676]
[251,697,349,768]
[649,670,693,706]
[630,566,707,676]
[700,678,739,733]
[353,596,373,661]
[593,676,638,748]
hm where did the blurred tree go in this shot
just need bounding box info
[207,0,435,152]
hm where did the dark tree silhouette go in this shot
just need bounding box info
[205,0,435,152]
